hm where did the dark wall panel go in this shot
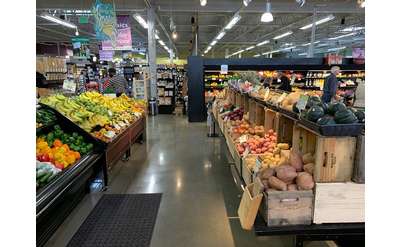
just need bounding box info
[187,56,206,122]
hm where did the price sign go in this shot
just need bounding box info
[62,79,76,92]
[104,131,116,139]
[276,93,288,104]
[220,64,228,74]
[239,134,248,144]
[296,95,309,112]
[114,124,121,130]
[243,147,250,158]
[263,88,270,101]
[219,107,224,113]
[252,157,263,180]
[134,112,142,117]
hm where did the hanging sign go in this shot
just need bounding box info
[99,50,114,61]
[220,64,228,75]
[92,0,117,46]
[102,15,133,50]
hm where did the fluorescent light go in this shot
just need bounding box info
[243,0,252,7]
[210,40,217,46]
[273,31,293,40]
[254,54,261,57]
[216,31,226,40]
[133,14,148,29]
[225,15,241,30]
[246,45,255,51]
[155,33,160,39]
[158,40,165,46]
[340,26,365,32]
[75,30,79,36]
[237,49,245,53]
[207,46,211,50]
[200,0,207,6]
[317,43,328,47]
[256,40,270,46]
[298,52,307,56]
[302,41,320,46]
[329,32,357,40]
[282,46,296,50]
[40,13,77,29]
[328,46,346,52]
[300,15,335,30]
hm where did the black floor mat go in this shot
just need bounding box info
[67,194,162,247]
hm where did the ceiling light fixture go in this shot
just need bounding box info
[299,15,335,30]
[243,0,252,7]
[302,40,320,46]
[133,14,148,29]
[246,45,255,51]
[225,14,241,30]
[327,46,346,52]
[261,2,273,23]
[40,13,77,29]
[256,40,270,46]
[158,40,165,46]
[298,52,307,56]
[340,26,365,32]
[273,31,293,40]
[328,32,357,40]
[155,33,160,39]
[200,0,207,6]
[216,31,226,40]
[210,40,217,46]
[281,46,296,51]
[172,31,178,40]
[254,54,261,57]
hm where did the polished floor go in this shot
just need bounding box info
[45,115,329,247]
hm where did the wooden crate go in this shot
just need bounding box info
[313,182,365,224]
[249,99,256,125]
[241,95,246,109]
[264,108,279,132]
[292,124,356,182]
[352,134,365,183]
[259,190,313,227]
[242,157,254,185]
[244,96,250,112]
[217,115,225,133]
[238,183,263,230]
[277,114,294,144]
[255,103,265,126]
[225,128,241,173]
[235,92,242,107]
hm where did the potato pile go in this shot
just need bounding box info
[256,150,316,191]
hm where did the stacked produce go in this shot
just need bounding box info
[223,108,245,121]
[235,129,278,156]
[36,108,57,128]
[256,150,316,191]
[36,125,93,170]
[298,97,365,125]
[36,161,61,189]
[40,92,146,142]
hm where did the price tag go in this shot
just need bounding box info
[276,93,287,104]
[297,95,309,112]
[243,147,250,158]
[219,108,224,113]
[239,134,248,144]
[254,157,263,173]
[104,131,116,139]
[263,88,270,101]
[124,119,130,125]
[119,121,126,127]
[134,112,141,117]
[62,79,76,92]
[114,124,121,130]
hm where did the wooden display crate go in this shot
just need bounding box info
[242,157,254,185]
[264,108,280,132]
[292,123,356,182]
[255,103,265,126]
[235,92,242,107]
[217,115,225,133]
[259,190,313,227]
[313,182,365,224]
[277,114,294,144]
[244,95,250,112]
[249,99,256,125]
[228,89,235,105]
[225,127,241,174]
[238,183,263,230]
[241,95,246,109]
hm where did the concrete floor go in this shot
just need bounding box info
[44,115,328,247]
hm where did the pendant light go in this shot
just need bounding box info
[261,2,273,23]
[200,0,207,6]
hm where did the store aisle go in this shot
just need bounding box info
[45,115,323,247]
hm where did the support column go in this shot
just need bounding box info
[308,7,317,58]
[147,7,157,103]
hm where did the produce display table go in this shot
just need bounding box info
[254,214,365,247]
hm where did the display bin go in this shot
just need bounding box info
[292,123,356,182]
[259,190,313,227]
[299,117,364,137]
[244,95,250,112]
[242,156,254,185]
[249,99,257,125]
[264,108,280,133]
[238,183,263,230]
[235,92,242,107]
[241,94,247,110]
[277,114,295,144]
[313,182,365,224]
[278,107,299,121]
[225,129,242,175]
[255,103,266,126]
[217,115,225,133]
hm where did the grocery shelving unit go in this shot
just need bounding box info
[157,65,176,114]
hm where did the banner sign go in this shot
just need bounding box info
[102,15,132,50]
[92,0,117,47]
[99,50,114,61]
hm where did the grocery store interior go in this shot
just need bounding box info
[32,0,369,247]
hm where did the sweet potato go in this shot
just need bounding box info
[261,179,269,191]
[277,143,290,150]
[302,153,314,164]
[290,150,304,172]
[296,172,315,190]
[276,165,298,184]
[287,184,298,191]
[303,163,314,175]
[268,176,288,191]
[258,167,275,180]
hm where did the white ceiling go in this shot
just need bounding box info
[36,0,365,58]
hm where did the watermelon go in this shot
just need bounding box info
[319,102,329,113]
[354,110,365,123]
[306,96,322,109]
[307,106,325,122]
[327,102,347,115]
[317,115,336,125]
[334,109,359,124]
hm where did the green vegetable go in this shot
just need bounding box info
[327,102,347,115]
[72,132,79,138]
[307,106,325,122]
[334,109,359,124]
[317,115,336,125]
[39,172,52,184]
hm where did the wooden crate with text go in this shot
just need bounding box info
[264,108,279,132]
